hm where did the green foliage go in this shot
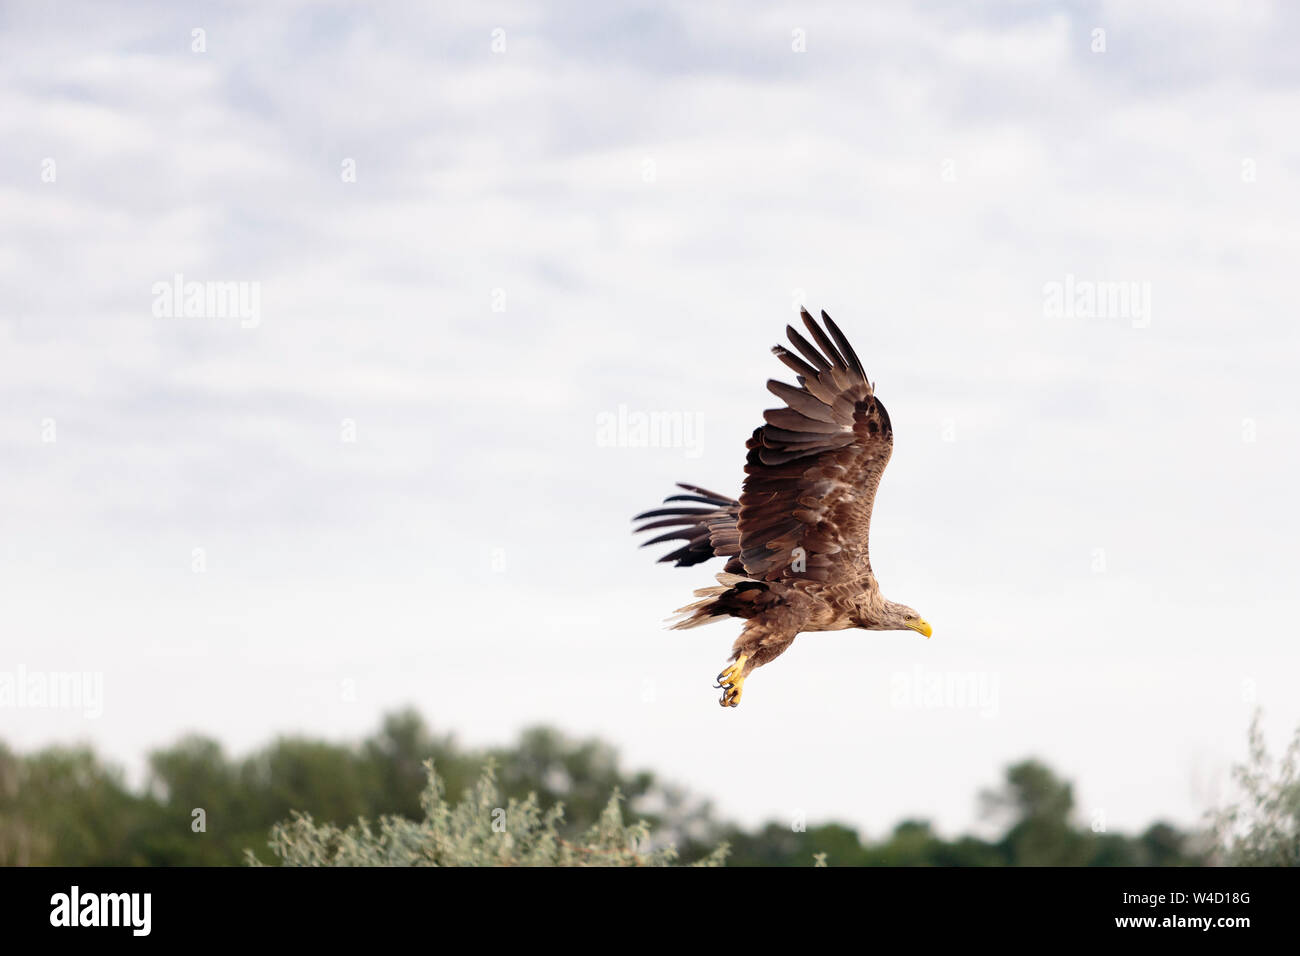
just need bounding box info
[0,710,715,866]
[1211,713,1300,866]
[978,759,1204,867]
[0,742,143,865]
[714,758,1205,867]
[980,759,1091,865]
[254,760,728,867]
[0,709,1214,867]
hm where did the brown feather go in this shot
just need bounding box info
[737,313,893,589]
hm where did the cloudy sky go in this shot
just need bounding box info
[3,0,1298,838]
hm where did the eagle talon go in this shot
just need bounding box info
[715,656,747,708]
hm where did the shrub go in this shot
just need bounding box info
[250,760,728,867]
[1211,713,1300,866]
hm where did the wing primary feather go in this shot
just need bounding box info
[821,311,866,380]
[633,506,716,520]
[772,345,820,381]
[634,516,713,532]
[785,325,832,371]
[641,528,706,546]
[801,310,847,370]
[674,483,738,504]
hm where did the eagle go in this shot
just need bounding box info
[632,309,931,707]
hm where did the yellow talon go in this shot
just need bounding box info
[714,655,748,708]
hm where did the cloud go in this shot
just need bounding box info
[1,0,1298,834]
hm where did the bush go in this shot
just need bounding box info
[1211,713,1300,866]
[250,760,729,867]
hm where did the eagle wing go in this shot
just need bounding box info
[736,310,893,589]
[631,484,742,571]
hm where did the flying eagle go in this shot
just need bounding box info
[632,309,931,707]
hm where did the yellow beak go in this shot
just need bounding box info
[907,618,933,639]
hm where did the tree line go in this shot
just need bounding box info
[3,708,1292,865]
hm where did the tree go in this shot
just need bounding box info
[980,759,1090,865]
[0,743,144,865]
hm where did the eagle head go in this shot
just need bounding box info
[870,600,932,638]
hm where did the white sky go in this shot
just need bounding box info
[2,0,1299,839]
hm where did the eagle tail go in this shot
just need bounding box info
[667,573,774,629]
